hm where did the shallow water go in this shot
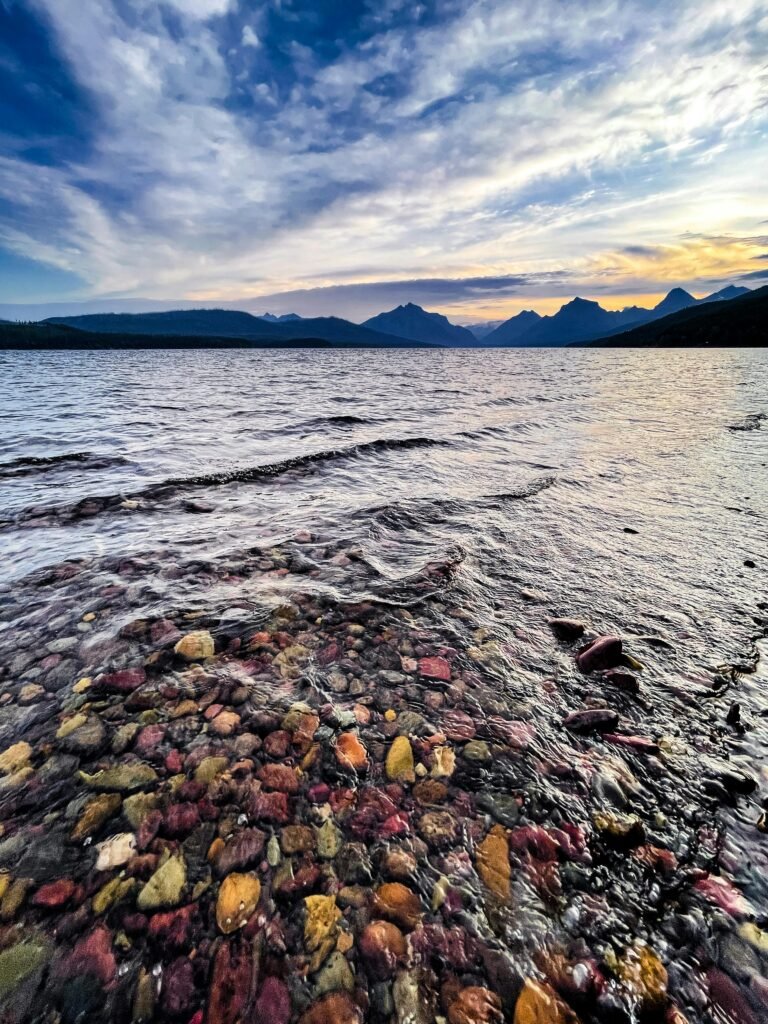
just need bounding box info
[0,348,766,1023]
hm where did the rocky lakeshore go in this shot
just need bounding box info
[0,531,766,1024]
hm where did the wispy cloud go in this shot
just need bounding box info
[0,0,766,314]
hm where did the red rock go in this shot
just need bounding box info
[706,968,757,1024]
[694,874,753,917]
[32,878,76,908]
[258,763,300,794]
[299,993,362,1024]
[134,724,166,758]
[275,861,321,897]
[442,710,476,741]
[576,636,623,673]
[419,656,451,681]
[165,749,184,773]
[317,642,341,665]
[148,904,198,948]
[603,733,659,754]
[97,667,147,692]
[162,803,200,838]
[359,920,407,980]
[62,925,116,985]
[263,730,291,758]
[379,812,410,839]
[248,789,290,824]
[161,957,196,1016]
[603,669,639,693]
[509,825,558,862]
[204,704,224,721]
[335,732,368,772]
[254,977,291,1024]
[207,938,253,1024]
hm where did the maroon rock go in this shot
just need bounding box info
[257,763,299,794]
[214,828,266,877]
[162,803,201,838]
[576,636,623,673]
[274,861,321,897]
[161,957,196,1017]
[254,977,291,1024]
[548,618,586,642]
[247,789,290,824]
[603,669,639,693]
[562,709,619,733]
[317,642,341,665]
[509,824,558,862]
[442,710,476,742]
[150,619,183,645]
[419,656,451,681]
[707,968,757,1024]
[486,717,534,750]
[96,667,147,693]
[165,749,184,773]
[308,783,331,804]
[411,925,478,970]
[137,809,163,850]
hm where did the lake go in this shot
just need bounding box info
[0,347,766,1023]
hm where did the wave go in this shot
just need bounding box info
[0,452,128,480]
[1,436,448,528]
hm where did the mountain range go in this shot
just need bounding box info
[0,283,762,350]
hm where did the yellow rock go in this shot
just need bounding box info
[0,742,32,775]
[93,877,135,915]
[74,677,92,693]
[384,709,397,722]
[304,894,341,970]
[56,713,88,740]
[430,746,455,779]
[514,979,580,1024]
[174,630,215,661]
[740,921,768,953]
[0,875,9,901]
[216,873,261,934]
[137,854,186,911]
[616,944,667,1011]
[386,736,416,784]
[476,825,511,901]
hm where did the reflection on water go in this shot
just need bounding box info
[0,348,766,1023]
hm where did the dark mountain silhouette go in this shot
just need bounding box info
[482,310,542,345]
[45,309,427,348]
[580,285,768,347]
[362,303,477,346]
[652,287,696,317]
[701,285,751,304]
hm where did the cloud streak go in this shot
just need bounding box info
[0,0,766,315]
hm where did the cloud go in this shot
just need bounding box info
[0,0,766,312]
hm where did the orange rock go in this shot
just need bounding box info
[514,979,581,1024]
[215,873,261,934]
[476,825,511,901]
[359,920,407,980]
[335,732,368,772]
[373,882,422,930]
[448,987,503,1024]
[299,992,362,1024]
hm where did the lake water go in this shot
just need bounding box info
[0,348,766,1023]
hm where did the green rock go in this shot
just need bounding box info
[79,763,158,792]
[137,853,186,910]
[122,792,160,830]
[194,756,228,784]
[317,820,342,859]
[112,723,140,754]
[314,950,355,995]
[463,739,491,763]
[0,940,49,998]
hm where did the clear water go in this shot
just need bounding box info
[0,348,766,1023]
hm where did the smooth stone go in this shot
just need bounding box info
[359,920,407,980]
[72,793,122,840]
[386,737,416,784]
[373,883,422,931]
[448,987,503,1024]
[79,763,158,792]
[95,832,136,871]
[548,618,586,642]
[174,630,215,660]
[476,826,511,901]
[314,951,355,995]
[576,635,623,673]
[335,733,368,772]
[216,872,261,933]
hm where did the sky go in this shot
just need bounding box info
[1,0,767,323]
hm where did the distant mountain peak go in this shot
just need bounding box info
[362,303,476,346]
